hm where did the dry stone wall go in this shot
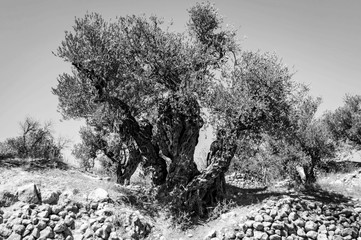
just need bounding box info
[206,196,361,240]
[0,186,152,240]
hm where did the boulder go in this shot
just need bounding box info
[38,226,54,240]
[0,224,12,237]
[254,222,264,231]
[317,233,328,240]
[12,224,25,235]
[305,221,318,232]
[7,232,21,240]
[269,234,281,240]
[254,230,268,240]
[54,221,67,233]
[41,190,61,205]
[306,231,318,239]
[87,188,109,202]
[16,184,41,204]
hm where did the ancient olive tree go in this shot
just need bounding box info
[53,3,297,214]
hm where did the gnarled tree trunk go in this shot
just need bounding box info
[182,136,237,215]
[104,140,143,185]
[156,94,204,190]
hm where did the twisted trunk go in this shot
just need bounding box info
[156,94,203,189]
[183,137,237,215]
[104,141,142,185]
[73,62,168,185]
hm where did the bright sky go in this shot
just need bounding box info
[1,0,360,145]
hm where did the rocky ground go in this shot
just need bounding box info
[1,158,361,240]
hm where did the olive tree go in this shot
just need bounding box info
[53,3,298,214]
[325,94,361,145]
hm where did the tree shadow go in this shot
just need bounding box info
[225,182,352,207]
[0,158,70,171]
[319,160,361,174]
[299,187,352,204]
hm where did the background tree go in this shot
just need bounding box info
[53,3,303,214]
[324,94,361,145]
[1,117,67,160]
[282,87,335,185]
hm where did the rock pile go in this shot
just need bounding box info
[0,201,80,240]
[0,187,152,240]
[206,196,361,240]
[79,203,152,240]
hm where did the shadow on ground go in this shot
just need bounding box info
[319,160,361,174]
[0,158,69,171]
[226,183,352,207]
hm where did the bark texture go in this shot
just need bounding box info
[183,136,237,215]
[156,94,203,189]
[104,141,142,185]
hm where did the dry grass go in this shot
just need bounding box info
[0,161,131,203]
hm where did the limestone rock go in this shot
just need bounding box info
[306,230,318,239]
[38,226,54,240]
[317,233,328,240]
[88,188,109,202]
[31,227,40,238]
[263,214,273,222]
[341,228,358,238]
[109,231,119,240]
[254,230,268,240]
[54,221,67,233]
[269,234,281,240]
[0,224,12,237]
[224,229,236,240]
[7,232,21,240]
[254,222,264,231]
[16,184,41,204]
[305,221,318,232]
[41,190,61,205]
[12,224,25,235]
[255,214,264,222]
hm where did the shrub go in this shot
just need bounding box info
[0,117,67,160]
[0,141,16,160]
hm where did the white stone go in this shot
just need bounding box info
[88,188,109,202]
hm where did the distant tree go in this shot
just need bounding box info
[325,94,361,145]
[229,85,335,186]
[285,88,335,185]
[53,3,301,214]
[2,117,67,160]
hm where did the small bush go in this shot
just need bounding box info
[0,117,67,161]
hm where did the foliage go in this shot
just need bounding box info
[0,141,16,160]
[324,94,361,145]
[72,126,105,170]
[0,117,67,160]
[231,135,309,184]
[282,88,335,184]
[230,85,336,185]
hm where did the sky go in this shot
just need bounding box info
[0,0,360,146]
